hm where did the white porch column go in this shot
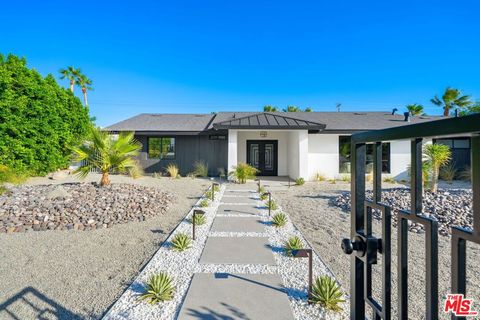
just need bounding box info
[298,130,309,179]
[227,129,238,175]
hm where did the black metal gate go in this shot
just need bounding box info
[341,114,480,319]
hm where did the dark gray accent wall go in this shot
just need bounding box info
[135,134,228,176]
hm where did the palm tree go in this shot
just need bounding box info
[75,72,93,107]
[59,66,80,92]
[406,104,424,116]
[283,105,301,112]
[305,107,313,112]
[431,87,473,117]
[263,105,278,112]
[72,126,142,186]
[423,143,451,193]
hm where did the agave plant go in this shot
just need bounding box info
[191,213,206,226]
[272,213,287,228]
[310,275,345,312]
[171,233,192,252]
[266,199,278,211]
[284,236,303,256]
[205,190,213,199]
[295,177,305,185]
[260,193,268,200]
[199,199,209,208]
[138,272,175,304]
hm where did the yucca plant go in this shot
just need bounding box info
[191,213,206,225]
[199,199,209,208]
[266,199,278,211]
[228,163,258,184]
[310,275,345,312]
[165,163,179,178]
[295,177,305,186]
[284,236,303,256]
[171,233,192,252]
[272,212,287,227]
[424,144,452,192]
[138,272,175,304]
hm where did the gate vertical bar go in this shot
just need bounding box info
[350,141,366,319]
[472,135,480,237]
[411,138,423,214]
[373,142,382,203]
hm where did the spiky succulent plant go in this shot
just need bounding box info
[191,213,206,225]
[266,199,277,210]
[199,199,209,208]
[272,212,287,227]
[260,193,268,200]
[310,275,345,312]
[171,233,192,252]
[284,236,303,256]
[138,272,175,304]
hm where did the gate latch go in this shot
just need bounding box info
[341,236,366,256]
[342,235,381,264]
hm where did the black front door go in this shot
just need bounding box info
[246,140,278,176]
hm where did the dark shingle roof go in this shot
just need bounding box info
[106,111,443,132]
[212,112,326,130]
[106,113,215,132]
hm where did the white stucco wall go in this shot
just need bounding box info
[236,131,289,176]
[389,139,410,180]
[227,129,238,172]
[288,131,309,179]
[308,134,340,180]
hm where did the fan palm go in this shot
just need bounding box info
[406,104,424,116]
[75,72,93,107]
[431,87,473,117]
[283,105,301,112]
[423,144,451,193]
[59,66,80,92]
[263,105,278,112]
[72,126,142,186]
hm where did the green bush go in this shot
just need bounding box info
[295,177,305,185]
[310,275,345,312]
[191,213,206,226]
[229,163,258,184]
[138,272,175,304]
[0,54,91,175]
[284,236,303,256]
[266,199,278,210]
[199,199,209,208]
[383,176,396,184]
[171,233,192,252]
[192,161,208,177]
[0,165,26,184]
[272,213,287,227]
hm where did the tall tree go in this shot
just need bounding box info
[59,66,80,92]
[283,105,301,112]
[459,100,480,116]
[72,126,142,186]
[75,72,93,107]
[263,105,278,112]
[406,104,424,116]
[431,87,473,116]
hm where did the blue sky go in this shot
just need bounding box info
[2,0,479,126]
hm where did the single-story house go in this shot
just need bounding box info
[106,111,469,181]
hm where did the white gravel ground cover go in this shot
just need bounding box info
[103,185,225,319]
[104,183,348,320]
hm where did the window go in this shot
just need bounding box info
[339,136,390,174]
[148,137,175,159]
[436,138,470,149]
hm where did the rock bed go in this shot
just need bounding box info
[0,183,174,233]
[331,188,473,236]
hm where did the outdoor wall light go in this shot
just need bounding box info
[263,191,272,216]
[292,248,313,301]
[192,209,205,240]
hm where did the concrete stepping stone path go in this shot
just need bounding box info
[210,216,265,233]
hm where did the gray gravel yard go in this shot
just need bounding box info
[269,181,480,319]
[0,174,209,320]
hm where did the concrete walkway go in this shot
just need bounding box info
[177,185,295,320]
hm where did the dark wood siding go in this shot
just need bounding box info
[135,134,228,176]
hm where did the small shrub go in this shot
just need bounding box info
[165,163,179,178]
[459,166,471,181]
[229,163,258,184]
[0,185,7,195]
[284,236,303,256]
[199,199,209,207]
[193,161,208,177]
[260,193,268,201]
[138,272,175,304]
[272,213,287,227]
[258,186,265,194]
[314,172,326,182]
[217,167,226,179]
[213,184,220,192]
[152,172,161,179]
[328,179,336,184]
[171,233,192,252]
[191,213,206,225]
[383,176,396,184]
[295,177,305,186]
[340,174,350,182]
[439,163,456,181]
[0,165,26,184]
[266,199,277,210]
[205,190,213,199]
[310,275,345,312]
